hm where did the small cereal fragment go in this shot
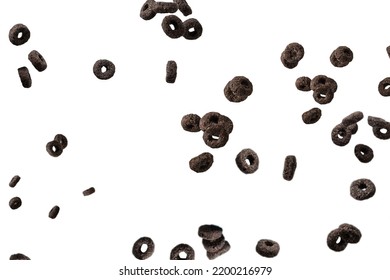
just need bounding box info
[354,144,374,163]
[93,59,115,80]
[283,155,297,181]
[339,223,362,244]
[46,140,63,157]
[256,239,280,258]
[181,113,201,132]
[161,15,185,39]
[189,152,214,173]
[28,50,47,72]
[83,187,96,196]
[132,237,155,260]
[378,77,390,97]
[170,243,195,260]
[302,107,321,124]
[166,60,177,83]
[202,125,229,148]
[9,175,21,188]
[198,224,223,240]
[48,205,60,219]
[295,76,311,91]
[18,67,32,88]
[206,241,230,260]
[183,18,203,40]
[140,0,156,20]
[327,228,348,252]
[10,253,30,260]
[350,178,376,201]
[235,148,259,174]
[9,197,22,210]
[174,0,192,16]
[9,23,30,46]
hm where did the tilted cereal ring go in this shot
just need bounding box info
[170,243,195,260]
[199,112,233,134]
[140,0,156,20]
[183,18,203,40]
[202,235,226,253]
[283,155,297,181]
[174,0,192,16]
[83,187,96,196]
[354,144,374,163]
[54,134,68,149]
[339,223,362,244]
[198,224,223,240]
[378,77,390,96]
[46,140,63,157]
[256,239,280,258]
[166,60,177,83]
[153,1,178,13]
[18,67,32,88]
[327,228,348,252]
[181,113,201,132]
[189,152,214,173]
[202,125,229,148]
[48,205,60,219]
[9,23,30,46]
[224,76,253,102]
[206,241,231,260]
[132,237,155,260]
[342,111,364,127]
[161,15,185,39]
[9,175,21,188]
[235,148,259,174]
[350,178,376,201]
[312,85,334,105]
[10,253,30,260]
[9,197,22,210]
[28,50,47,72]
[295,76,311,91]
[302,107,322,124]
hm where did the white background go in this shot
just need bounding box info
[1,0,390,279]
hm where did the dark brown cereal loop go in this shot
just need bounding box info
[93,59,115,80]
[140,0,156,20]
[256,239,280,258]
[339,223,362,244]
[202,235,226,253]
[350,178,376,201]
[199,112,233,134]
[235,148,259,174]
[9,197,22,210]
[312,86,334,105]
[9,23,30,46]
[132,237,155,260]
[342,111,364,127]
[166,60,177,83]
[367,116,390,140]
[206,241,230,260]
[283,155,297,181]
[28,50,47,72]
[189,152,214,173]
[224,76,253,103]
[9,175,21,188]
[327,228,348,252]
[170,243,195,260]
[10,253,31,260]
[354,144,374,163]
[198,224,223,240]
[378,77,390,97]
[202,125,229,148]
[330,46,353,68]
[183,18,203,40]
[161,15,185,39]
[295,76,311,91]
[331,124,352,146]
[302,107,322,124]
[83,187,96,196]
[54,134,68,149]
[173,0,192,16]
[18,67,32,88]
[46,140,63,157]
[49,205,60,219]
[153,1,178,13]
[181,113,201,132]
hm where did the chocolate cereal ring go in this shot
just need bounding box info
[283,155,297,181]
[202,235,226,253]
[181,113,201,132]
[189,152,214,173]
[202,125,229,148]
[313,85,334,105]
[183,18,203,40]
[310,75,338,93]
[350,178,376,201]
[235,148,259,174]
[54,134,68,149]
[327,228,348,252]
[330,46,353,68]
[256,239,280,258]
[153,1,178,13]
[46,140,63,157]
[9,175,21,188]
[140,0,156,20]
[295,76,311,91]
[9,23,30,46]
[18,67,32,88]
[199,112,233,134]
[93,59,115,80]
[339,223,362,244]
[174,0,192,16]
[378,77,390,97]
[10,253,30,260]
[342,111,364,127]
[132,237,155,260]
[283,42,304,62]
[28,50,47,72]
[166,60,177,83]
[170,243,195,260]
[368,116,390,140]
[198,224,223,240]
[302,107,322,124]
[83,187,96,196]
[48,205,60,219]
[331,124,352,146]
[224,76,253,102]
[161,15,184,39]
[9,197,22,210]
[354,144,374,163]
[207,241,231,260]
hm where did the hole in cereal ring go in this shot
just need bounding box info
[140,244,148,253]
[179,251,187,259]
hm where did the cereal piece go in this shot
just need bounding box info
[235,148,259,174]
[280,42,304,69]
[202,235,226,253]
[166,60,177,83]
[93,59,115,80]
[310,75,337,93]
[18,67,32,88]
[302,107,322,124]
[161,15,185,39]
[9,253,30,260]
[198,224,223,240]
[378,77,390,97]
[181,113,201,132]
[367,116,390,140]
[174,0,192,16]
[224,76,253,103]
[132,237,155,260]
[341,111,364,127]
[327,228,348,252]
[350,178,376,201]
[189,152,214,173]
[206,241,230,260]
[28,50,47,72]
[9,175,21,188]
[46,140,63,157]
[283,155,297,181]
[48,205,60,219]
[330,52,347,67]
[199,112,233,134]
[83,187,96,196]
[183,18,203,40]
[9,23,30,46]
[54,134,68,149]
[9,197,22,210]
[256,239,280,258]
[330,46,353,68]
[153,1,178,13]
[339,223,362,244]
[140,0,156,20]
[295,76,311,91]
[170,243,195,260]
[354,144,374,163]
[331,124,352,146]
[312,85,334,105]
[202,125,229,148]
